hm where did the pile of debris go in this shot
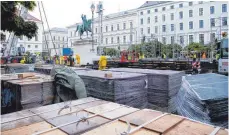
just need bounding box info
[176,73,228,127]
[107,68,185,112]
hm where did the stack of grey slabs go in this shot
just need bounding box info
[76,70,147,108]
[34,65,53,75]
[5,64,34,74]
[107,68,185,112]
[176,73,228,128]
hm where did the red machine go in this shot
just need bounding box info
[120,50,139,62]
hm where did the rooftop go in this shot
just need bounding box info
[139,1,171,8]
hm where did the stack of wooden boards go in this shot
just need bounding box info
[106,68,185,112]
[1,97,228,135]
[76,70,148,108]
[1,73,54,114]
[176,73,228,128]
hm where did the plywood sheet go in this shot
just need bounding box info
[164,119,215,135]
[144,114,184,133]
[85,102,122,114]
[77,100,108,110]
[101,106,139,119]
[47,111,110,135]
[82,120,159,135]
[120,109,163,126]
[1,121,66,135]
[70,97,100,106]
[1,110,43,131]
[216,129,228,135]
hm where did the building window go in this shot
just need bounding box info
[130,35,133,42]
[189,21,193,29]
[162,14,165,22]
[101,27,103,32]
[130,22,133,28]
[123,36,126,43]
[180,36,184,45]
[63,37,64,41]
[123,23,126,29]
[28,45,31,48]
[171,24,174,31]
[171,13,174,20]
[199,1,203,4]
[199,20,204,28]
[210,6,215,14]
[155,16,158,23]
[141,18,143,25]
[155,26,158,33]
[147,17,150,24]
[53,36,55,40]
[189,2,193,6]
[162,7,166,11]
[95,28,97,33]
[105,38,108,44]
[189,10,193,17]
[171,36,174,44]
[199,8,203,16]
[199,34,204,44]
[19,36,23,40]
[58,36,60,41]
[117,24,119,30]
[210,33,215,42]
[162,25,166,32]
[170,5,174,9]
[111,37,113,44]
[189,35,194,44]
[210,18,215,27]
[147,27,150,34]
[35,35,38,41]
[179,3,183,8]
[180,23,183,30]
[141,28,143,35]
[35,45,38,48]
[179,11,183,19]
[162,37,166,44]
[155,9,158,12]
[140,11,143,15]
[147,10,150,14]
[222,17,228,26]
[222,4,227,12]
[106,26,108,32]
[117,36,120,43]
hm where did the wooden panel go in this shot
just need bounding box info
[77,100,108,110]
[120,109,163,126]
[70,97,100,106]
[1,121,66,135]
[144,114,184,133]
[1,110,43,131]
[82,120,159,135]
[164,119,215,135]
[85,102,122,114]
[101,106,139,119]
[216,129,228,135]
[47,111,110,135]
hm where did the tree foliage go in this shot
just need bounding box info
[104,48,119,57]
[1,1,38,39]
[184,42,212,53]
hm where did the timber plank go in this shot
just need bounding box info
[119,109,163,126]
[85,102,122,114]
[216,129,228,135]
[1,121,66,135]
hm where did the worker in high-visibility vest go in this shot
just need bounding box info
[60,56,63,65]
[76,54,80,65]
[163,53,167,59]
[20,56,26,64]
[99,56,107,70]
[63,56,67,65]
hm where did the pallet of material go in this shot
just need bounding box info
[106,68,185,112]
[1,74,54,114]
[176,73,228,128]
[4,63,34,74]
[1,97,228,135]
[76,70,148,108]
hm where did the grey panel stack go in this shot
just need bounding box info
[107,68,185,112]
[76,70,147,108]
[176,73,228,128]
[5,64,34,74]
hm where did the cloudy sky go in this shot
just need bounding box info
[30,0,145,29]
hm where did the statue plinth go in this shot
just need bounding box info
[72,39,95,46]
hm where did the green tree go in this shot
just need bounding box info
[1,1,38,39]
[104,48,118,57]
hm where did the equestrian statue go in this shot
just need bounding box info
[75,14,92,39]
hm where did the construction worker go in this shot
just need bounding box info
[99,55,107,70]
[76,54,80,65]
[20,56,26,64]
[216,53,220,60]
[63,55,67,65]
[69,54,74,67]
[163,53,167,59]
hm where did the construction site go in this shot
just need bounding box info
[1,1,229,135]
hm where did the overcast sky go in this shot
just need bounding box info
[30,0,145,29]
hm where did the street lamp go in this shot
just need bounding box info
[91,3,95,52]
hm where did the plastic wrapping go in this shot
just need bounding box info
[76,70,148,108]
[5,64,34,74]
[106,68,184,112]
[176,73,228,127]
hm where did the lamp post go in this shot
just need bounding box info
[91,3,95,52]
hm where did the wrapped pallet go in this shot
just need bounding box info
[76,70,148,108]
[106,68,185,112]
[176,73,228,127]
